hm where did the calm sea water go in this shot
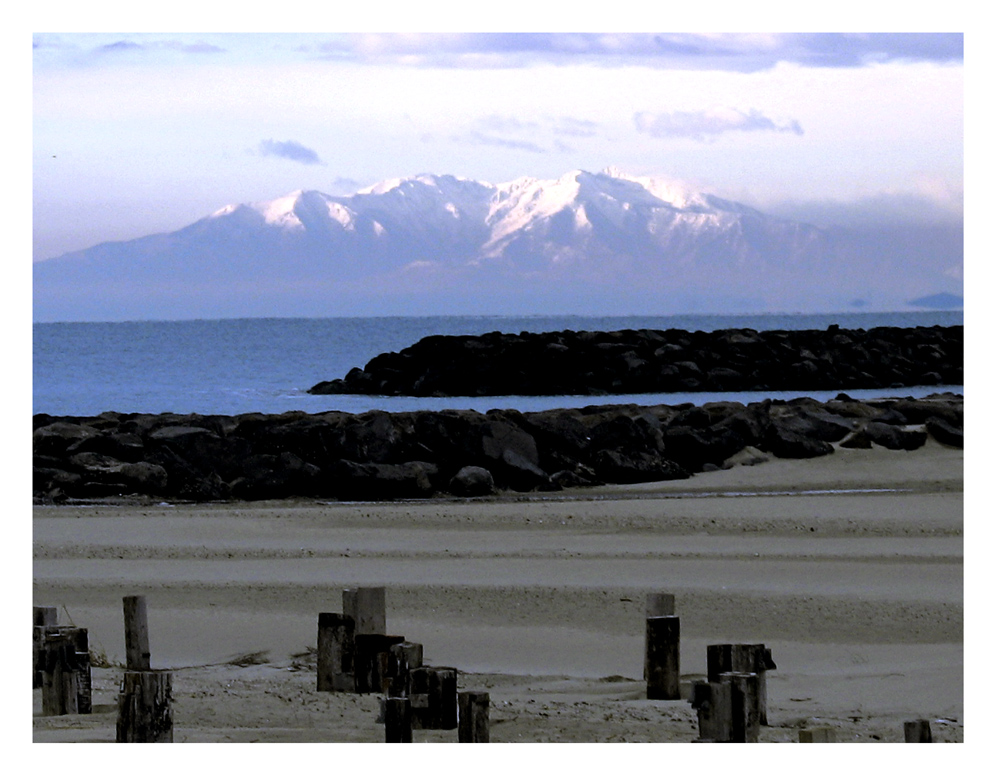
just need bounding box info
[33,312,963,417]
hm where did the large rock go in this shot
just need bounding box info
[331,459,437,501]
[448,466,496,497]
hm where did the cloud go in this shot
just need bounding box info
[313,32,962,71]
[461,131,548,154]
[634,108,803,141]
[258,139,323,165]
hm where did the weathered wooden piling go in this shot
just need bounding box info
[645,615,680,700]
[343,586,386,635]
[799,726,837,742]
[720,672,760,743]
[384,697,413,743]
[387,641,423,698]
[122,595,151,671]
[33,607,58,689]
[38,625,92,716]
[691,680,733,742]
[409,666,458,730]
[904,719,933,743]
[458,691,490,743]
[116,671,173,743]
[354,634,406,694]
[706,643,775,724]
[645,593,675,617]
[117,595,172,743]
[317,613,356,692]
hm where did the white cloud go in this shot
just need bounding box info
[634,107,804,142]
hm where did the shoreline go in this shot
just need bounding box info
[33,442,963,742]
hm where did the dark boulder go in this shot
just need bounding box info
[331,459,438,501]
[448,466,496,497]
[762,423,835,459]
[864,422,928,451]
[926,416,963,448]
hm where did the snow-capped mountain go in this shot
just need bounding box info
[33,168,962,320]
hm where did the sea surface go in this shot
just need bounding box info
[33,312,963,417]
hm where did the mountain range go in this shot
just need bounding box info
[33,168,963,321]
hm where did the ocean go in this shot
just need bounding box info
[32,311,963,418]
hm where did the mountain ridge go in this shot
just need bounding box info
[33,168,962,321]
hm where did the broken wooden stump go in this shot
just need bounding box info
[384,696,413,742]
[458,690,490,743]
[904,719,933,742]
[354,634,406,694]
[343,586,386,635]
[38,625,92,716]
[409,666,458,730]
[706,643,775,724]
[645,615,680,700]
[317,612,356,692]
[116,671,173,743]
[33,606,58,689]
[387,641,423,698]
[690,680,733,742]
[116,595,172,743]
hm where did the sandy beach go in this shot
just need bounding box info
[32,439,963,743]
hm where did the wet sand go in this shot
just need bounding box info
[32,441,963,743]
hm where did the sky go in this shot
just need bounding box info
[31,21,965,263]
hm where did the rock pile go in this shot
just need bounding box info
[309,325,962,397]
[33,393,962,504]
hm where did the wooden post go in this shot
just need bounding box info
[343,586,386,635]
[707,643,775,725]
[645,615,680,700]
[384,697,413,742]
[645,593,675,617]
[354,634,405,694]
[317,613,355,692]
[643,595,675,679]
[387,641,423,698]
[40,629,79,716]
[904,719,933,743]
[123,596,151,671]
[33,607,57,689]
[720,672,760,743]
[691,680,733,742]
[409,667,458,730]
[116,671,173,743]
[458,691,490,743]
[63,626,92,714]
[799,726,837,742]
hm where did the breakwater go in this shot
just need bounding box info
[34,392,962,504]
[309,325,962,397]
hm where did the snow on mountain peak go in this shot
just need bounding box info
[248,190,307,230]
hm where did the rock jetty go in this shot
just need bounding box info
[34,393,962,504]
[308,325,962,397]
